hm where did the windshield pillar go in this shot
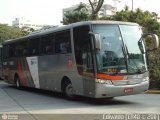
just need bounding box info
[118,25,129,73]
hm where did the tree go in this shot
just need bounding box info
[0,24,29,43]
[21,26,35,33]
[62,0,105,25]
[101,6,160,33]
[88,0,104,19]
[62,2,90,25]
[149,48,160,89]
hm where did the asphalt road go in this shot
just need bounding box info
[0,81,160,120]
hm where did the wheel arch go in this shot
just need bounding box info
[61,76,71,92]
[14,73,19,84]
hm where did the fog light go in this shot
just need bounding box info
[142,77,149,82]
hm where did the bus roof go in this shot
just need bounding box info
[71,20,138,26]
[3,20,138,45]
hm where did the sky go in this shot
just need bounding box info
[0,0,159,25]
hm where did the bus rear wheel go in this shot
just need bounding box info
[63,81,75,99]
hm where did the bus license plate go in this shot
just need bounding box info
[124,88,133,93]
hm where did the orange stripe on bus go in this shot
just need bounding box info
[97,74,124,80]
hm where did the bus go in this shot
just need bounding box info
[2,21,159,99]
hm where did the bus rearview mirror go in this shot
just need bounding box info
[89,32,101,50]
[152,34,159,49]
[142,33,159,51]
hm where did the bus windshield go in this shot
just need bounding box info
[93,24,147,75]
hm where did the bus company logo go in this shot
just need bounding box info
[2,113,8,120]
[31,60,37,65]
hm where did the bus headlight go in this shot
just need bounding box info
[142,77,149,82]
[96,79,112,84]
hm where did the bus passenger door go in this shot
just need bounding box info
[73,25,96,97]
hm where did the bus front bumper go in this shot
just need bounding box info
[95,81,149,98]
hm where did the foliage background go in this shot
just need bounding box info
[0,24,28,43]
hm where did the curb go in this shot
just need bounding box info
[145,90,160,94]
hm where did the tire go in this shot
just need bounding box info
[15,76,22,90]
[63,81,76,99]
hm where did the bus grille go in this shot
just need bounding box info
[112,79,142,86]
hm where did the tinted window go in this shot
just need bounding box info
[15,40,28,57]
[73,25,94,77]
[40,34,55,55]
[3,45,9,59]
[9,44,15,57]
[0,47,2,57]
[29,37,40,56]
[55,30,71,54]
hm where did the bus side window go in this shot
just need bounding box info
[60,42,70,53]
[29,38,40,56]
[3,45,9,59]
[14,44,20,57]
[9,44,15,58]
[40,34,55,55]
[55,30,71,54]
[23,48,28,56]
[19,40,28,57]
